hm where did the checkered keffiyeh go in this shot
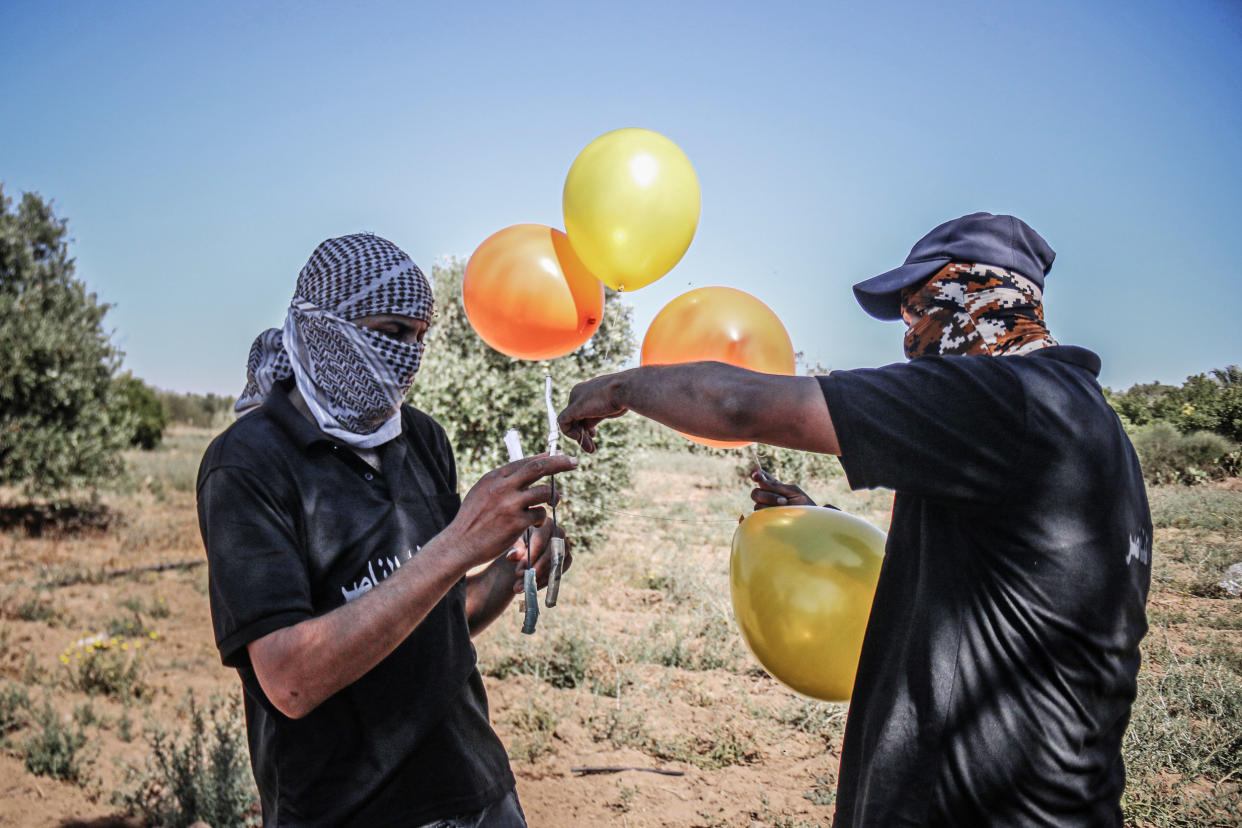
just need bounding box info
[235,234,435,448]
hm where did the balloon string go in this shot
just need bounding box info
[594,505,741,525]
[749,443,764,475]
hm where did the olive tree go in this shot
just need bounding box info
[0,187,133,497]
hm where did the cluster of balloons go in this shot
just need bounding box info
[463,127,796,447]
[463,127,883,703]
[463,127,703,362]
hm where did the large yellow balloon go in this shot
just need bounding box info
[563,128,701,292]
[731,506,886,702]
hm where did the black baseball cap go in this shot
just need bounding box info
[852,212,1056,320]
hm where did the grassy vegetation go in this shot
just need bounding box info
[0,426,1238,826]
[114,694,259,828]
[475,449,1242,826]
[117,426,213,498]
[24,696,93,784]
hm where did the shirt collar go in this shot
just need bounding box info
[1027,345,1102,377]
[261,378,335,450]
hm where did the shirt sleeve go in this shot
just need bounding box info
[818,356,1027,507]
[198,463,315,668]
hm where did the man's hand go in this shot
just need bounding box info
[558,373,628,454]
[749,468,817,510]
[447,453,578,570]
[505,520,573,593]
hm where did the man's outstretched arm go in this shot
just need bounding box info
[558,361,839,455]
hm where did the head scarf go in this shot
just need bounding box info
[901,262,1057,359]
[235,234,434,447]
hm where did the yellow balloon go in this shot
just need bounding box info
[730,506,886,702]
[563,128,701,292]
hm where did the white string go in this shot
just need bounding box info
[544,373,560,456]
[595,506,742,525]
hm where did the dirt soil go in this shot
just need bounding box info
[0,446,866,827]
[0,441,1236,826]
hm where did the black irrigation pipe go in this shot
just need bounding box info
[40,558,204,589]
[571,766,686,777]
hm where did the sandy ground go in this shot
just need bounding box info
[0,444,1236,826]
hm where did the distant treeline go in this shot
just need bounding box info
[113,374,235,450]
[122,367,1242,489]
[157,389,236,428]
[1104,366,1241,484]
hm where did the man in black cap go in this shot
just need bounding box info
[557,213,1152,826]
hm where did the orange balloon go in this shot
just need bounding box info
[641,287,796,448]
[463,224,605,361]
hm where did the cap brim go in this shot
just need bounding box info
[852,258,950,320]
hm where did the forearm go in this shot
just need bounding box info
[248,531,467,719]
[612,362,760,438]
[245,452,578,719]
[611,362,840,453]
[465,556,517,637]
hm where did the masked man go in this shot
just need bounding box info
[199,234,575,827]
[558,213,1151,827]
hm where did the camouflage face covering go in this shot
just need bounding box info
[900,262,1057,359]
[235,234,434,448]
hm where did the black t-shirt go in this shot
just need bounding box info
[197,383,514,827]
[819,346,1151,828]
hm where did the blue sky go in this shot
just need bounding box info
[2,0,1239,395]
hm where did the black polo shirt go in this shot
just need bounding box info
[819,346,1151,827]
[197,382,514,827]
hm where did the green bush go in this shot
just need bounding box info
[107,610,151,639]
[16,593,57,623]
[0,681,30,736]
[1108,366,1242,445]
[1176,369,1242,443]
[742,442,843,490]
[483,626,595,689]
[1130,422,1235,485]
[503,698,561,762]
[0,186,134,496]
[640,613,743,672]
[409,259,638,551]
[69,640,146,698]
[1107,381,1181,428]
[115,694,259,828]
[24,697,92,783]
[115,372,168,449]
